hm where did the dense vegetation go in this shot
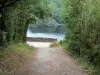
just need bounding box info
[0,0,50,47]
[0,0,100,74]
[28,0,64,33]
[0,0,51,74]
[29,18,64,33]
[61,0,100,73]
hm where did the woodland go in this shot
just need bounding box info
[0,0,51,46]
[0,0,100,74]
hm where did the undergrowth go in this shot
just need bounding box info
[61,41,100,75]
[50,42,61,47]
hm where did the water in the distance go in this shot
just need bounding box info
[27,29,65,41]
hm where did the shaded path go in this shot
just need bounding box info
[17,42,88,75]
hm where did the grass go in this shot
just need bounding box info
[0,43,35,75]
[50,42,61,47]
[7,43,34,56]
[75,57,100,75]
[61,41,100,75]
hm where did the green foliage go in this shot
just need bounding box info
[50,42,61,47]
[48,0,64,16]
[75,56,100,75]
[29,18,64,33]
[62,0,100,70]
[0,0,51,46]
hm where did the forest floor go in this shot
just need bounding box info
[16,42,88,75]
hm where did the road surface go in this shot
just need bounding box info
[17,42,88,75]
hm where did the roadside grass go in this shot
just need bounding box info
[7,43,34,56]
[61,41,100,75]
[75,57,100,75]
[50,42,61,47]
[0,43,34,75]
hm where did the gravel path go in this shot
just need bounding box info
[17,45,88,75]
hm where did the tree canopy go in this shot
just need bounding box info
[0,0,99,73]
[0,0,51,46]
[61,0,100,70]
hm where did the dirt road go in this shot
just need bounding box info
[17,43,88,75]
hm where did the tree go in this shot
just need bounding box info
[0,0,51,46]
[62,0,100,67]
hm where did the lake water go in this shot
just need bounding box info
[27,29,65,41]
